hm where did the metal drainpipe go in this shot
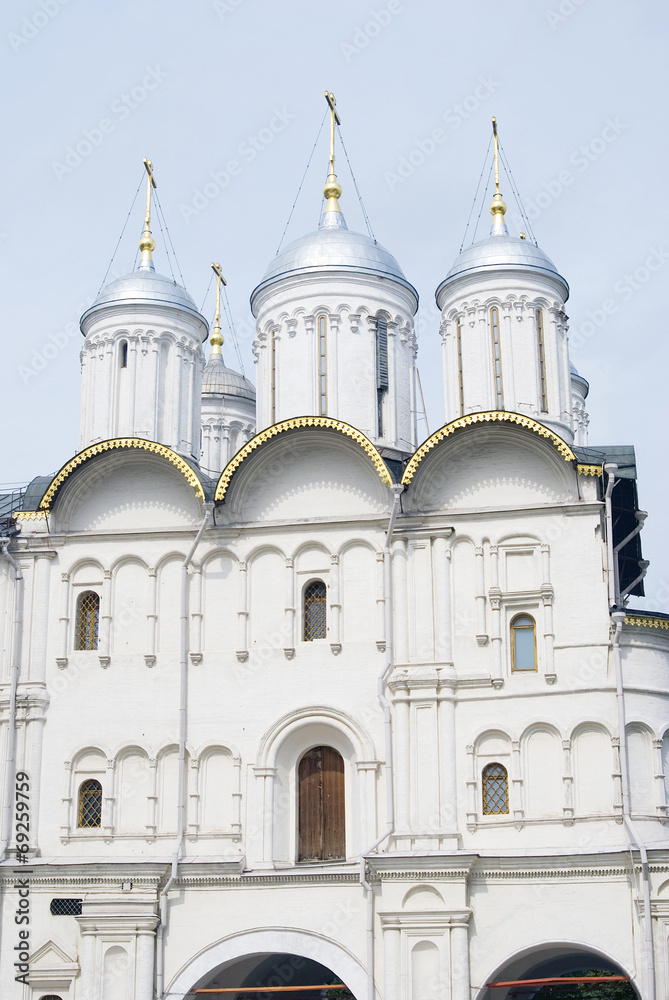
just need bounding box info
[611,611,656,1000]
[0,539,25,859]
[360,484,404,1000]
[603,463,618,607]
[156,505,212,1000]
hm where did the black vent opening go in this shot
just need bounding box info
[50,898,82,916]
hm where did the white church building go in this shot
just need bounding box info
[1,107,667,1000]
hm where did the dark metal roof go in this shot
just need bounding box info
[573,445,637,479]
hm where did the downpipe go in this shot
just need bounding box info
[156,505,212,1000]
[360,484,404,1000]
[611,610,656,1000]
[0,540,25,858]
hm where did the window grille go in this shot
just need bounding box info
[536,309,548,412]
[511,614,537,671]
[376,316,388,437]
[75,591,99,650]
[482,762,509,814]
[304,580,327,641]
[78,779,102,828]
[50,898,82,915]
[490,306,504,409]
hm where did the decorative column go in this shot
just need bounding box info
[392,538,408,664]
[329,554,341,654]
[232,755,242,839]
[27,551,54,851]
[393,683,411,840]
[383,926,401,1000]
[433,535,452,664]
[57,571,70,669]
[145,567,157,667]
[236,561,249,661]
[438,680,458,836]
[146,757,157,839]
[98,569,112,668]
[190,563,203,664]
[450,916,472,1000]
[490,595,503,687]
[187,757,200,839]
[465,745,477,831]
[474,545,487,645]
[102,757,115,838]
[376,550,385,651]
[562,739,574,824]
[511,740,524,828]
[136,927,157,1000]
[284,558,295,658]
[254,767,277,866]
[356,761,379,849]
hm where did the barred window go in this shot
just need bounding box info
[304,580,327,641]
[511,614,537,671]
[75,590,99,651]
[482,762,509,814]
[50,898,82,915]
[78,779,102,828]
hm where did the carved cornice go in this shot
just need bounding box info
[625,616,669,631]
[577,464,603,477]
[215,416,392,501]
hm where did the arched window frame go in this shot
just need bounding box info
[317,314,327,416]
[482,762,509,815]
[490,305,504,409]
[303,579,327,641]
[74,590,100,651]
[456,315,465,416]
[510,613,537,672]
[77,778,102,828]
[535,308,548,412]
[375,314,389,436]
[297,744,345,862]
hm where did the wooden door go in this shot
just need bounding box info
[298,746,345,861]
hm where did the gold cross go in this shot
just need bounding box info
[325,91,341,172]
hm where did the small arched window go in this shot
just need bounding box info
[482,763,509,815]
[298,746,345,861]
[304,580,327,641]
[75,591,100,650]
[511,614,537,671]
[78,779,102,828]
[120,340,128,368]
[317,315,327,416]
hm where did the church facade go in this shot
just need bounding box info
[1,113,668,1000]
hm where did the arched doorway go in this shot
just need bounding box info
[191,953,355,999]
[168,929,372,1000]
[477,945,639,1000]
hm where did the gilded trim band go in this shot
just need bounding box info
[215,416,392,501]
[402,411,577,486]
[625,616,669,631]
[40,438,205,510]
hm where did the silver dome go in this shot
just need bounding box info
[81,263,205,326]
[437,230,569,302]
[202,355,256,400]
[251,212,418,311]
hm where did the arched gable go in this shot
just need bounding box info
[215,417,392,503]
[39,437,205,511]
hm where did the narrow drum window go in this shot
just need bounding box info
[482,762,509,814]
[304,580,327,640]
[536,309,548,412]
[298,746,345,861]
[490,306,504,409]
[120,341,128,368]
[271,332,277,423]
[318,315,327,416]
[78,779,102,828]
[456,317,465,415]
[511,614,537,671]
[376,316,389,436]
[75,591,100,650]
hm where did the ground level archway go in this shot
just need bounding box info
[168,929,370,1000]
[476,943,640,1000]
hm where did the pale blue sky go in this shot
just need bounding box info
[2,0,667,610]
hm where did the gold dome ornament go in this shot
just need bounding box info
[139,157,157,267]
[489,118,509,235]
[323,91,343,214]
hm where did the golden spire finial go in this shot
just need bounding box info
[323,91,343,214]
[489,118,507,222]
[139,158,157,266]
[210,262,226,357]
